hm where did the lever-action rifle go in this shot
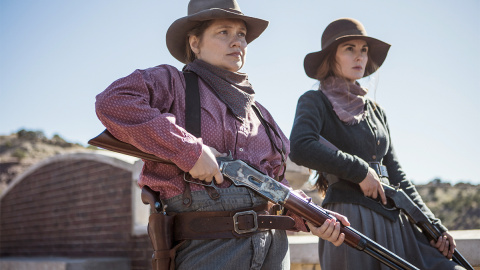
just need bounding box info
[217,155,419,270]
[89,130,418,269]
[313,134,473,270]
[382,184,473,270]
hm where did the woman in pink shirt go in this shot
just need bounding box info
[95,1,348,269]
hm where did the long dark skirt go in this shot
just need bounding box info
[318,203,464,270]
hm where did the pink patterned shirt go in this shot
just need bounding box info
[95,65,289,195]
[95,64,306,231]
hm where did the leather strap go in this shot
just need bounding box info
[184,72,201,138]
[173,204,295,240]
[152,240,185,270]
[185,72,287,183]
[183,71,221,201]
[181,179,192,207]
[251,104,287,181]
[317,135,390,184]
[326,161,390,186]
[368,162,389,178]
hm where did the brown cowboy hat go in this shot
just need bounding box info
[304,18,391,79]
[166,0,269,64]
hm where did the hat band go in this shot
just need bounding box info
[221,8,244,15]
[323,29,367,49]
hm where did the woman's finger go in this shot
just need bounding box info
[331,212,350,227]
[213,170,224,184]
[442,240,449,257]
[332,233,345,247]
[378,184,387,205]
[325,221,341,241]
[321,220,336,239]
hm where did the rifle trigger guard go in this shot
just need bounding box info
[233,210,258,234]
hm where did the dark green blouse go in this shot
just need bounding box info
[289,90,446,232]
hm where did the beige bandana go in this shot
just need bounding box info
[321,76,368,125]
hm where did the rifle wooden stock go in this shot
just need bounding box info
[88,129,170,163]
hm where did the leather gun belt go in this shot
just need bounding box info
[368,161,389,178]
[173,204,295,240]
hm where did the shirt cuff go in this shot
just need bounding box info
[169,134,203,172]
[350,160,370,184]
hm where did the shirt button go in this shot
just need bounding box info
[239,148,244,152]
[372,155,376,160]
[377,140,380,145]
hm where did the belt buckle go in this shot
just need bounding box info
[369,162,381,176]
[379,165,389,178]
[369,161,389,178]
[233,210,258,234]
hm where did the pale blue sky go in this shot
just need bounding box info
[1,0,479,184]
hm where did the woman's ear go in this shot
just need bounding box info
[189,35,200,55]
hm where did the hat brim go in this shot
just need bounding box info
[167,8,269,64]
[304,35,391,79]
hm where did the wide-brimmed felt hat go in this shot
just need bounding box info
[304,18,391,79]
[167,0,269,64]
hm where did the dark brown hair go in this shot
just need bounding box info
[314,172,329,197]
[314,47,338,81]
[184,20,214,64]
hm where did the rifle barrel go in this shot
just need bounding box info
[283,191,419,270]
[384,185,474,270]
[420,222,474,270]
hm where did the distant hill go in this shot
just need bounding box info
[0,129,92,193]
[1,129,478,230]
[415,180,480,230]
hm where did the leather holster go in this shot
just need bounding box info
[148,212,180,270]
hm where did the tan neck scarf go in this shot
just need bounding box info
[320,76,368,125]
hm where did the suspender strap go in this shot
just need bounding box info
[251,104,287,181]
[184,72,201,138]
[183,71,220,201]
[183,72,286,182]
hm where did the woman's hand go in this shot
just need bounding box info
[307,211,351,247]
[430,232,456,259]
[188,145,226,184]
[359,167,387,205]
